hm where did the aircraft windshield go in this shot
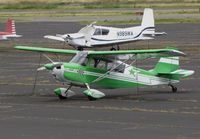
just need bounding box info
[79,26,94,34]
[70,51,88,66]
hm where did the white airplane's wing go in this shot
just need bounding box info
[0,35,7,40]
[44,35,65,42]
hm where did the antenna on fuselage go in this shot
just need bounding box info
[136,54,139,93]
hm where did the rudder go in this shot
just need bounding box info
[141,8,155,35]
[5,18,16,34]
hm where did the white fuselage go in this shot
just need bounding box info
[67,25,154,48]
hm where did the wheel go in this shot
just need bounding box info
[110,47,116,51]
[58,94,67,100]
[172,86,177,93]
[88,96,97,101]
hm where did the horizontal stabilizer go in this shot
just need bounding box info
[143,32,167,36]
[44,35,65,42]
[170,69,194,78]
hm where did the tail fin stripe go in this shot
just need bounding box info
[159,58,179,65]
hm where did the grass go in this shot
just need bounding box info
[0,1,200,10]
[80,18,200,25]
[0,9,199,18]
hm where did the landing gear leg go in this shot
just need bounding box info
[117,45,120,50]
[57,85,72,100]
[78,47,83,51]
[168,84,177,93]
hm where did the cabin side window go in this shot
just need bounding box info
[107,62,125,73]
[93,28,109,35]
[90,59,106,70]
[102,29,109,35]
[81,58,88,66]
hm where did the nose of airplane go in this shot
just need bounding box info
[44,63,54,70]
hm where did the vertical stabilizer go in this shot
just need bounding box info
[154,57,179,74]
[141,8,154,28]
[5,19,16,34]
[141,8,155,35]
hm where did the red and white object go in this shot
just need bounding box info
[0,18,22,40]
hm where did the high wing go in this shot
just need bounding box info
[88,47,185,61]
[14,46,185,60]
[14,46,78,54]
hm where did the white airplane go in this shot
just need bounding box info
[44,8,166,50]
[0,19,22,40]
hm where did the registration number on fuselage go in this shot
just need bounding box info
[117,31,133,36]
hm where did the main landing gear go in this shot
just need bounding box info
[87,96,97,101]
[168,84,177,93]
[58,94,67,100]
[110,45,120,51]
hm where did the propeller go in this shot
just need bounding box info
[32,54,63,95]
[32,53,42,95]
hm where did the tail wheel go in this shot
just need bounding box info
[172,86,177,93]
[168,84,177,93]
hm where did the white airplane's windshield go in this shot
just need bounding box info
[79,26,94,34]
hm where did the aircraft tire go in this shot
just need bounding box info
[172,86,177,93]
[58,94,67,100]
[88,96,97,101]
[110,48,116,51]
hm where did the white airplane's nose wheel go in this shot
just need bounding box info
[168,84,177,93]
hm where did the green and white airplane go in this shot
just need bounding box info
[15,46,194,100]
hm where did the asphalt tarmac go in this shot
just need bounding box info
[0,22,200,139]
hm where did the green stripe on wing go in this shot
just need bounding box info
[14,46,78,54]
[14,46,185,57]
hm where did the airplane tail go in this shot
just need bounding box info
[141,8,154,28]
[141,8,166,36]
[154,57,179,74]
[141,8,155,35]
[153,56,194,78]
[5,18,16,35]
